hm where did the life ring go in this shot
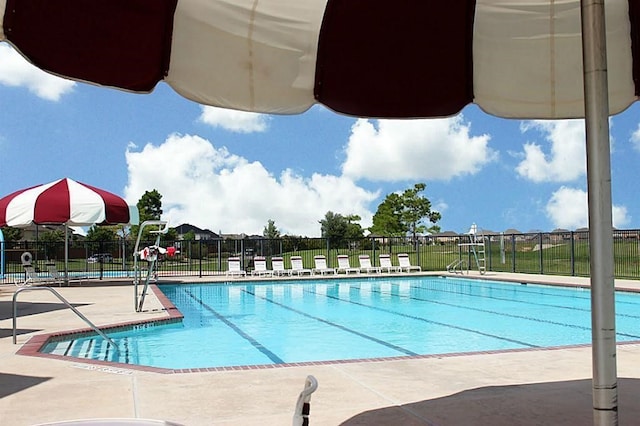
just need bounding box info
[21,251,33,265]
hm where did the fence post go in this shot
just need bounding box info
[199,241,203,278]
[538,233,544,274]
[570,231,575,276]
[511,234,516,272]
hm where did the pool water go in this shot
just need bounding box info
[41,276,640,369]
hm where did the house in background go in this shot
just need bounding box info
[174,223,220,240]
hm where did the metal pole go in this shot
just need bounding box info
[580,0,618,424]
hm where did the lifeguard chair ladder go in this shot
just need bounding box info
[455,223,486,275]
[133,220,169,312]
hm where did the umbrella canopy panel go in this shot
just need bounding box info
[0,178,138,227]
[1,0,639,119]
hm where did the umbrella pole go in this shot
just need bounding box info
[581,1,618,424]
[64,224,69,285]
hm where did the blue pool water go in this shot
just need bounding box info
[41,276,640,369]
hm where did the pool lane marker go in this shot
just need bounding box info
[303,288,540,349]
[242,289,419,356]
[397,285,640,339]
[183,289,285,364]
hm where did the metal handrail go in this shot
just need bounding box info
[133,220,169,312]
[12,286,119,353]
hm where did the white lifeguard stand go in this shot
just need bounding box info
[447,223,486,274]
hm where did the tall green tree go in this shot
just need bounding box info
[320,211,364,247]
[401,183,441,243]
[263,219,281,239]
[130,189,172,243]
[319,211,348,247]
[138,189,163,222]
[369,193,405,236]
[370,183,441,242]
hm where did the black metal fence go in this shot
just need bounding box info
[2,229,640,282]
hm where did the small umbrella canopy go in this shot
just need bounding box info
[0,178,139,227]
[0,178,139,281]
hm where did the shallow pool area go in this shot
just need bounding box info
[40,276,640,370]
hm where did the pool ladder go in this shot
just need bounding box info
[12,286,118,353]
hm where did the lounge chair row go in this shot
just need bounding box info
[16,261,88,287]
[226,253,421,278]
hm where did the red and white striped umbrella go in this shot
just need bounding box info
[0,178,139,227]
[1,0,638,119]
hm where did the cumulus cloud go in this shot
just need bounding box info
[124,134,379,236]
[198,106,269,133]
[341,116,495,181]
[0,44,75,101]
[545,186,629,229]
[516,120,586,182]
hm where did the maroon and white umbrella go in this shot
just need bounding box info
[0,178,138,227]
[0,1,627,422]
[0,178,139,281]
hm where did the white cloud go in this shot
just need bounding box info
[516,120,586,182]
[0,44,75,101]
[545,186,630,229]
[124,134,379,236]
[341,116,495,181]
[631,123,640,151]
[198,106,269,133]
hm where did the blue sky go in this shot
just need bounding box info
[1,42,640,237]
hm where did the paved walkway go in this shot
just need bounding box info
[1,272,639,425]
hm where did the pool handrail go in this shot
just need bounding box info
[12,286,119,354]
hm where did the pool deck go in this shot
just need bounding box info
[2,272,640,425]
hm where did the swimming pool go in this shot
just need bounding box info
[41,276,640,370]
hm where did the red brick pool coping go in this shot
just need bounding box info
[15,282,640,374]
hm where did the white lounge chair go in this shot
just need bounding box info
[397,253,422,272]
[251,256,273,277]
[379,254,401,273]
[16,263,61,287]
[271,256,289,276]
[312,255,336,275]
[290,256,312,276]
[46,262,90,286]
[358,255,381,274]
[226,257,246,277]
[336,255,360,274]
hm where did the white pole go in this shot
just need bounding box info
[580,1,618,424]
[64,224,69,285]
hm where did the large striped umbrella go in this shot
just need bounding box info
[0,178,139,280]
[0,1,627,423]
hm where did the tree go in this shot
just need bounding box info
[86,225,117,242]
[370,183,441,243]
[401,183,441,243]
[130,189,174,243]
[344,214,364,240]
[40,229,64,259]
[0,226,23,242]
[263,219,281,239]
[138,189,163,222]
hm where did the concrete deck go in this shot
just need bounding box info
[1,272,639,425]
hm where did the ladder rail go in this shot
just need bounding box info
[12,286,119,353]
[133,220,169,312]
